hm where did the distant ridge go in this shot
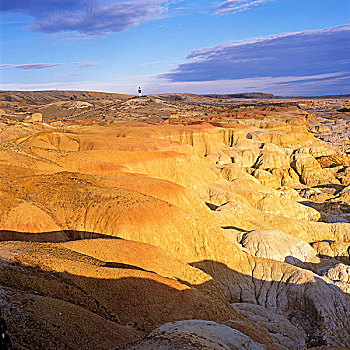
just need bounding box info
[204,92,350,99]
[205,92,277,99]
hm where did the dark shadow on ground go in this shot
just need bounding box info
[205,202,219,210]
[0,230,121,243]
[103,262,154,274]
[221,226,247,232]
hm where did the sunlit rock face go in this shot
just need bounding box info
[1,96,350,349]
[240,229,319,266]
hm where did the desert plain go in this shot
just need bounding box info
[1,91,350,349]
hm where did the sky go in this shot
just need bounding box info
[0,0,349,95]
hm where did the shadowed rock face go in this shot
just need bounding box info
[231,303,307,349]
[1,97,350,349]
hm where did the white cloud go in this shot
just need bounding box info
[0,61,102,70]
[216,0,274,15]
[0,63,63,70]
[72,62,102,68]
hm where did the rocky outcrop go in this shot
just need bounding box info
[138,320,266,350]
[232,303,307,350]
[291,153,339,187]
[319,263,350,293]
[311,241,350,264]
[250,169,281,189]
[240,229,319,266]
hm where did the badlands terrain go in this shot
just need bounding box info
[1,91,350,349]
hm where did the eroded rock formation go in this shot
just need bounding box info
[1,98,350,349]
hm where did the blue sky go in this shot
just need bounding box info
[0,0,349,95]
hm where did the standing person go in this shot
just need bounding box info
[138,87,142,97]
[0,308,12,350]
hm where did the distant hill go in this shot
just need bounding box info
[204,92,277,99]
[0,90,132,105]
[204,92,350,100]
[301,94,350,100]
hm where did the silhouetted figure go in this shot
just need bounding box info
[0,308,12,350]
